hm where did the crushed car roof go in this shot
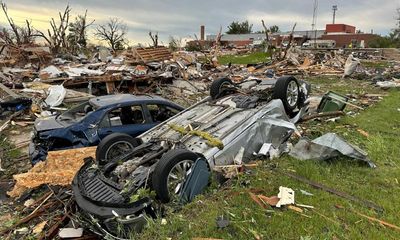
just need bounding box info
[89,94,169,108]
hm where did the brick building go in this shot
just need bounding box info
[321,24,378,48]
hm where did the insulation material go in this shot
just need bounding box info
[8,147,96,197]
[39,65,62,79]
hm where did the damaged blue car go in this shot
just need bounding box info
[29,94,184,164]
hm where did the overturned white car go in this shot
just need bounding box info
[72,76,310,238]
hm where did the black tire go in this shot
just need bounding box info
[96,133,141,165]
[152,149,198,203]
[210,77,234,100]
[272,76,300,116]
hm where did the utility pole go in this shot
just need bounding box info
[311,0,318,47]
[332,5,338,24]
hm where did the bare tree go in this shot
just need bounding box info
[261,20,272,59]
[67,10,95,53]
[36,5,71,53]
[95,18,127,51]
[282,23,297,59]
[149,31,158,47]
[0,1,35,45]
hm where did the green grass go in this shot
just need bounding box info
[361,60,393,70]
[0,134,25,180]
[218,52,270,65]
[138,77,400,240]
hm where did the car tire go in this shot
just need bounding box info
[152,149,198,203]
[210,77,234,100]
[96,133,141,165]
[272,76,300,117]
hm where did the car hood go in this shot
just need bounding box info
[34,115,70,132]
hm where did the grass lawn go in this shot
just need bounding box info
[138,77,400,239]
[218,52,270,65]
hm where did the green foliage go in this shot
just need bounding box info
[255,25,279,34]
[67,11,90,54]
[368,35,398,48]
[269,25,280,33]
[168,36,180,51]
[226,20,253,34]
[129,188,156,203]
[185,41,202,52]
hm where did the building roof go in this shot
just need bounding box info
[207,33,267,41]
[280,30,325,39]
[207,30,326,42]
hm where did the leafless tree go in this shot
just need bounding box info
[149,31,158,47]
[282,23,297,59]
[35,5,71,53]
[95,18,127,51]
[0,1,35,45]
[261,20,272,59]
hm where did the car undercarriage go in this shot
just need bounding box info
[72,75,310,239]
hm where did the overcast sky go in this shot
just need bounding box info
[0,0,398,45]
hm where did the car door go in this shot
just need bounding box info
[97,104,154,140]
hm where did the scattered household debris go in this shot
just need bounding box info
[317,91,348,113]
[276,186,295,207]
[0,32,398,239]
[281,171,383,212]
[58,228,84,238]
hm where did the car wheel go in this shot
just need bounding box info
[272,76,300,116]
[96,133,141,165]
[152,149,198,203]
[210,77,235,100]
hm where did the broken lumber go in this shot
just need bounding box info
[281,171,383,212]
[301,111,344,122]
[335,205,400,232]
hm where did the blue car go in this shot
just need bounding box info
[29,94,184,164]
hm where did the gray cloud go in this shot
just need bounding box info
[1,0,399,44]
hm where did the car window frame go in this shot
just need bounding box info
[145,102,182,123]
[98,103,147,129]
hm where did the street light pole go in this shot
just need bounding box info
[332,5,338,24]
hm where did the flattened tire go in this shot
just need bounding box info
[210,78,234,99]
[152,149,198,203]
[96,133,141,165]
[272,76,300,117]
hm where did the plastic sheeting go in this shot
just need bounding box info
[45,85,67,107]
[343,54,360,77]
[289,133,376,168]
